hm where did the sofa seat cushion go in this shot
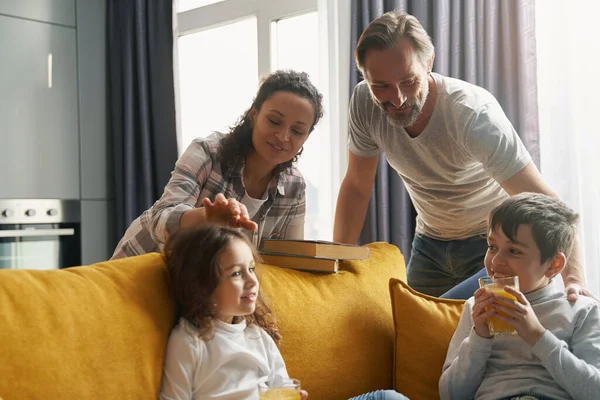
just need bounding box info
[389,278,465,400]
[259,242,407,400]
[0,253,176,400]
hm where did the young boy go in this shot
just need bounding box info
[439,193,600,400]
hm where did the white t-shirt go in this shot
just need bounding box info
[241,186,304,242]
[241,189,268,219]
[348,73,532,240]
[159,318,288,400]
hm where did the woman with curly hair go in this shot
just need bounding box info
[159,225,308,399]
[112,70,324,259]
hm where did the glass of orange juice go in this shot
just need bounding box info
[258,378,301,400]
[478,276,520,336]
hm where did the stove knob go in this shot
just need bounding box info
[25,209,36,217]
[1,209,14,218]
[47,208,58,216]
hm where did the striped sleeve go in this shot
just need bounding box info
[146,139,215,245]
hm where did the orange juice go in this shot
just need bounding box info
[487,287,517,335]
[259,388,301,400]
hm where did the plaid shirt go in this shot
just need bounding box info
[111,133,306,259]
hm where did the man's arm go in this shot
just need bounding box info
[500,162,586,298]
[333,151,379,244]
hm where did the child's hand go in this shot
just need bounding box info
[472,287,496,338]
[492,286,546,345]
[300,390,308,400]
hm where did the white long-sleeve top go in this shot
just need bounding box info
[439,283,600,400]
[159,318,288,400]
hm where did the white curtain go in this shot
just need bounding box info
[536,0,600,296]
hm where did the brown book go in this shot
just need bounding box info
[259,252,339,273]
[262,239,370,260]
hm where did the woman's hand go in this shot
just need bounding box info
[179,194,258,231]
[201,193,258,231]
[472,287,495,338]
[492,286,546,346]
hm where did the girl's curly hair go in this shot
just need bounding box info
[217,69,324,173]
[163,225,281,344]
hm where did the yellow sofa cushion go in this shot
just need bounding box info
[389,278,465,400]
[258,242,407,400]
[0,253,176,400]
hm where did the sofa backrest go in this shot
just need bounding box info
[259,242,407,400]
[0,253,176,400]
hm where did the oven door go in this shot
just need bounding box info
[0,223,81,269]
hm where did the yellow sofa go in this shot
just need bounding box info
[0,242,465,400]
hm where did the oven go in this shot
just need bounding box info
[0,199,81,270]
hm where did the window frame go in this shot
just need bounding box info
[177,0,318,79]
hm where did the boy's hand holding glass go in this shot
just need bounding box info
[472,287,497,338]
[492,285,546,345]
[478,276,521,336]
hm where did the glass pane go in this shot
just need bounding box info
[272,12,330,240]
[177,0,224,13]
[177,18,258,150]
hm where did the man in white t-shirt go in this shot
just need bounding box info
[333,11,590,301]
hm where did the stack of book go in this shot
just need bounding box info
[259,239,370,273]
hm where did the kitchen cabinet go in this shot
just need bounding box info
[0,0,75,27]
[0,14,79,199]
[1,0,114,263]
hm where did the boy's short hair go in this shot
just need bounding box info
[488,192,579,263]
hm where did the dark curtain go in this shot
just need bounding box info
[107,0,179,241]
[351,0,539,262]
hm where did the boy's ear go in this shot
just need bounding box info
[545,252,567,279]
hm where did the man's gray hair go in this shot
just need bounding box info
[355,11,434,73]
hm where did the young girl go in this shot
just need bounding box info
[159,225,308,400]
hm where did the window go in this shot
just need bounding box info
[178,17,258,145]
[175,0,345,240]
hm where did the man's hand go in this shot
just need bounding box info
[566,282,583,302]
[565,282,600,303]
[492,286,546,346]
[472,287,495,338]
[300,390,308,400]
[201,193,258,231]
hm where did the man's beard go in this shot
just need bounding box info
[375,79,429,128]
